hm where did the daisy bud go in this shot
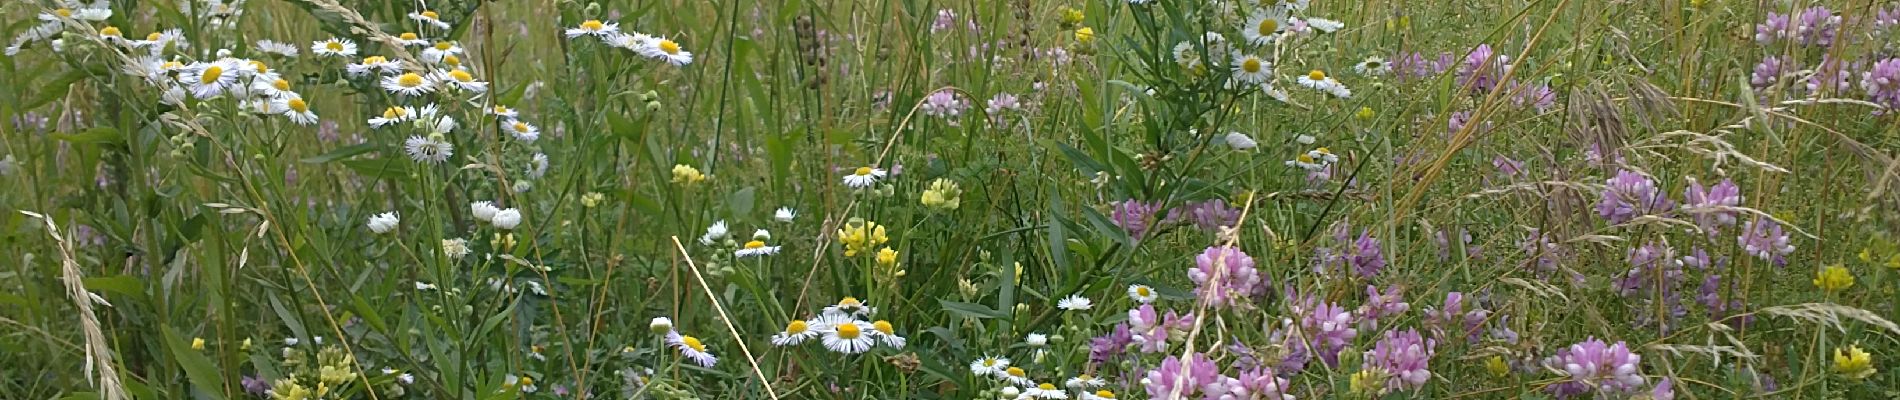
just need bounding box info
[492,208,523,230]
[649,317,674,334]
[470,201,499,222]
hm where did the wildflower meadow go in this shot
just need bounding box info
[7,0,1900,398]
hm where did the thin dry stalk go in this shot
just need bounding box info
[23,210,127,400]
[669,237,782,399]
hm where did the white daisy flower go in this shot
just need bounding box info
[367,212,399,234]
[310,38,357,57]
[605,32,655,51]
[771,319,818,346]
[42,5,112,22]
[1127,284,1158,303]
[774,207,797,222]
[665,331,717,367]
[1056,295,1093,311]
[648,317,674,333]
[1225,132,1258,150]
[1171,41,1204,69]
[1080,389,1120,400]
[504,119,540,142]
[1001,387,1024,399]
[491,208,522,230]
[1354,56,1390,76]
[1296,70,1352,98]
[1025,333,1048,347]
[734,239,781,257]
[841,166,887,189]
[637,37,693,66]
[395,32,429,46]
[487,105,520,119]
[407,10,451,30]
[871,320,906,348]
[1261,82,1292,103]
[1305,17,1345,33]
[527,153,550,179]
[470,201,500,222]
[996,366,1035,386]
[182,60,238,99]
[820,319,876,354]
[420,41,463,64]
[1295,134,1316,145]
[255,39,300,57]
[1309,147,1339,163]
[699,220,730,245]
[822,296,876,317]
[431,68,488,92]
[380,72,437,96]
[404,135,453,163]
[566,19,620,38]
[275,95,319,125]
[1065,374,1105,389]
[442,238,471,258]
[368,106,417,127]
[1026,383,1070,399]
[346,56,402,76]
[1231,53,1272,84]
[969,356,1010,376]
[1241,8,1288,46]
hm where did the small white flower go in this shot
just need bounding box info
[637,37,693,66]
[820,319,877,354]
[565,20,620,38]
[1065,374,1105,389]
[774,207,797,223]
[969,356,1011,376]
[407,10,451,29]
[346,56,401,76]
[1025,333,1048,347]
[414,281,437,291]
[442,238,471,258]
[491,208,522,230]
[470,201,500,222]
[431,68,488,92]
[1026,383,1070,399]
[380,72,437,96]
[666,331,718,367]
[1224,132,1258,150]
[1354,56,1391,76]
[1242,8,1289,46]
[649,317,674,333]
[699,220,730,245]
[1127,284,1158,303]
[1297,70,1352,98]
[254,40,300,57]
[1295,134,1316,145]
[505,119,540,142]
[1305,17,1345,33]
[771,319,818,346]
[1001,387,1023,398]
[1056,295,1093,311]
[1230,53,1272,84]
[368,106,417,127]
[404,135,454,163]
[310,38,357,57]
[367,212,399,234]
[734,240,781,257]
[842,166,887,189]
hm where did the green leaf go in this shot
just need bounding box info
[52,127,121,145]
[267,293,309,341]
[161,326,228,400]
[1082,206,1133,249]
[726,186,757,220]
[23,69,95,110]
[341,158,412,180]
[300,143,378,164]
[938,300,1003,320]
[82,276,144,298]
[349,293,390,334]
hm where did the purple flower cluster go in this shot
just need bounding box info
[1180,199,1241,232]
[1595,170,1674,224]
[1433,227,1483,262]
[1188,246,1265,309]
[1543,338,1646,398]
[1738,218,1794,267]
[1312,223,1386,278]
[1616,241,1688,332]
[1142,353,1295,400]
[1756,7,1840,47]
[1751,56,1787,90]
[1422,292,1489,344]
[920,89,968,120]
[1682,178,1743,236]
[1863,57,1900,109]
[1356,284,1410,330]
[1511,81,1557,112]
[1364,328,1436,392]
[1109,200,1164,238]
[1392,51,1453,82]
[1292,296,1357,367]
[1089,323,1134,365]
[1128,304,1193,353]
[1806,56,1855,95]
[1458,44,1512,94]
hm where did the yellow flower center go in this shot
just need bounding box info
[1258,19,1279,35]
[1095,390,1116,399]
[786,320,808,334]
[835,323,862,339]
[147,32,163,41]
[55,8,72,17]
[162,61,183,70]
[982,359,999,367]
[1308,70,1326,81]
[873,320,894,334]
[658,40,681,55]
[744,240,766,249]
[518,376,532,386]
[383,107,406,118]
[420,10,439,19]
[100,26,122,37]
[854,167,873,176]
[680,335,706,352]
[494,106,512,114]
[443,55,461,66]
[1297,154,1316,164]
[287,98,308,112]
[1136,286,1151,296]
[513,122,530,132]
[1316,147,1332,155]
[840,296,861,307]
[400,32,419,41]
[581,20,605,31]
[1006,367,1025,377]
[397,73,424,88]
[273,79,291,91]
[1241,58,1263,73]
[199,66,224,84]
[1078,374,1094,381]
[449,69,474,82]
[1039,383,1056,390]
[251,60,268,74]
[434,42,453,51]
[326,42,345,52]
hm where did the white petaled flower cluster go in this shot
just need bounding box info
[566,18,694,66]
[469,201,522,230]
[773,297,905,354]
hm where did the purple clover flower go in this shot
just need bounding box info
[1543,338,1646,398]
[1365,328,1436,391]
[1596,170,1674,224]
[1293,297,1357,367]
[1143,353,1219,398]
[1738,218,1794,267]
[1755,12,1792,44]
[1863,57,1900,109]
[1188,246,1265,309]
[1458,44,1511,94]
[1682,178,1744,236]
[1090,323,1134,365]
[1357,284,1410,330]
[1751,56,1787,90]
[1183,199,1241,232]
[1349,231,1386,278]
[1109,200,1163,239]
[920,89,968,121]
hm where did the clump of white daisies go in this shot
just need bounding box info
[1156,0,1353,103]
[772,297,906,355]
[565,18,695,66]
